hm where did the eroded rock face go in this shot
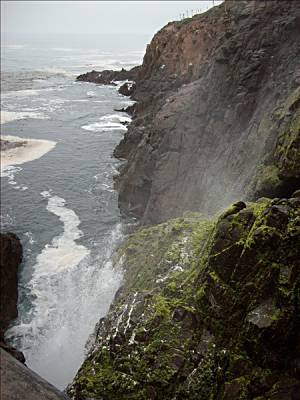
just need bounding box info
[113,0,300,224]
[68,196,300,399]
[0,233,22,332]
[0,232,24,362]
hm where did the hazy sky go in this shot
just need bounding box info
[1,1,221,36]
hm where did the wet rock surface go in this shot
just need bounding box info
[0,232,25,362]
[69,197,300,400]
[111,0,300,224]
[76,66,139,87]
[0,348,70,400]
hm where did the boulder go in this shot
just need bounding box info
[0,348,70,400]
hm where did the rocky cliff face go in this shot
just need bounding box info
[0,232,25,362]
[1,348,70,400]
[69,193,300,400]
[114,0,300,224]
[69,1,300,399]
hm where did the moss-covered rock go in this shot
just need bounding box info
[252,87,300,199]
[68,195,300,399]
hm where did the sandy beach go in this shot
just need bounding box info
[1,135,57,171]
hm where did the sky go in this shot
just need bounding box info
[1,1,222,36]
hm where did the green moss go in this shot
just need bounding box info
[250,87,300,198]
[69,198,300,400]
[254,164,282,195]
[153,295,171,318]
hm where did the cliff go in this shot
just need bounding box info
[69,193,300,399]
[69,1,300,399]
[113,0,300,224]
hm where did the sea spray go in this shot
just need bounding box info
[7,191,124,389]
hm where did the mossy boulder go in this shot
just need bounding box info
[252,87,300,199]
[68,196,300,399]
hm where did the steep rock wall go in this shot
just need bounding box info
[0,232,25,362]
[69,193,300,400]
[114,0,300,224]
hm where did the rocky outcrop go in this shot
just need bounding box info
[113,0,300,224]
[76,66,140,86]
[0,138,26,151]
[1,348,70,400]
[0,232,25,363]
[68,193,300,399]
[118,82,136,97]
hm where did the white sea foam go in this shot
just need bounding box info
[34,191,90,276]
[0,110,47,124]
[24,231,36,245]
[3,44,26,49]
[86,90,96,97]
[1,89,40,98]
[101,114,131,123]
[36,67,76,77]
[81,114,131,133]
[1,135,57,173]
[1,85,69,100]
[0,165,27,191]
[7,197,124,388]
[52,47,75,52]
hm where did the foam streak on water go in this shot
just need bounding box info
[7,191,123,389]
[82,113,131,133]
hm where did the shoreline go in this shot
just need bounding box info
[1,135,57,172]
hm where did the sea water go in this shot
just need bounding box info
[1,32,148,389]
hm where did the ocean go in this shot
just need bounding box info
[0,32,148,389]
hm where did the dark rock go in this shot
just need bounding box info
[221,201,247,219]
[113,0,300,224]
[263,204,290,228]
[292,189,300,198]
[0,348,70,399]
[0,339,25,364]
[118,82,136,97]
[0,232,22,331]
[0,232,24,363]
[69,198,300,400]
[114,103,136,115]
[0,139,26,151]
[76,66,140,86]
